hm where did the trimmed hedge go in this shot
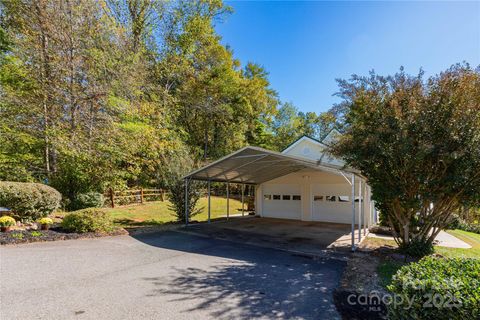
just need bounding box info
[0,181,61,221]
[73,192,104,210]
[61,208,114,233]
[387,256,480,319]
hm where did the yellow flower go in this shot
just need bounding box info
[0,216,16,227]
[38,217,53,225]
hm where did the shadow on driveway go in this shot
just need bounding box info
[132,231,346,319]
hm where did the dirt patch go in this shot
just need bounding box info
[334,253,388,320]
[340,253,385,294]
[0,227,127,245]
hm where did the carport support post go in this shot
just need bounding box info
[226,182,230,220]
[365,186,369,235]
[358,179,362,242]
[241,184,245,217]
[207,180,211,224]
[184,178,189,226]
[351,174,356,251]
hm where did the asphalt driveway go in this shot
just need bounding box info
[185,217,354,254]
[0,231,345,320]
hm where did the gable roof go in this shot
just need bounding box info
[281,135,328,154]
[320,128,342,146]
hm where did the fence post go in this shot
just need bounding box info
[109,187,115,208]
[140,187,144,204]
[160,188,165,202]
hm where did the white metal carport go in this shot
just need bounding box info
[183,146,370,251]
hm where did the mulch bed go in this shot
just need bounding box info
[334,253,388,320]
[0,227,128,245]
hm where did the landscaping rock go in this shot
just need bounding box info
[368,226,392,236]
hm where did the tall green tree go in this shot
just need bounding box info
[0,0,282,205]
[0,0,190,203]
[160,0,279,159]
[271,102,302,150]
[331,64,480,254]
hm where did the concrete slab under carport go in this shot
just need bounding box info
[184,217,356,258]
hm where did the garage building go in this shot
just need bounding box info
[184,132,376,250]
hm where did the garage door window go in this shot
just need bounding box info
[326,196,336,202]
[264,194,272,200]
[282,195,291,200]
[273,195,281,200]
[338,196,350,202]
[292,195,301,200]
[314,196,324,201]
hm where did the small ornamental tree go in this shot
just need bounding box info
[331,64,480,254]
[168,179,203,223]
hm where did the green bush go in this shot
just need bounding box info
[387,256,480,319]
[448,215,480,234]
[73,192,104,210]
[61,208,114,233]
[0,181,61,221]
[399,238,434,257]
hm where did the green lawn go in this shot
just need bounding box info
[374,229,480,288]
[364,229,480,259]
[435,229,480,258]
[106,196,245,227]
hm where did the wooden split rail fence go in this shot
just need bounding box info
[106,188,167,208]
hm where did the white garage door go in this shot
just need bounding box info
[312,184,352,224]
[262,184,302,220]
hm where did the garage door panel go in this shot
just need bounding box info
[312,184,352,224]
[263,184,301,220]
[313,202,352,224]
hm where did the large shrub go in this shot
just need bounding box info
[61,208,114,233]
[72,192,104,210]
[331,64,480,253]
[387,256,480,319]
[0,181,61,221]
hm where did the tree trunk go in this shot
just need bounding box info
[35,0,51,177]
[43,99,50,176]
[203,126,208,159]
[403,223,409,245]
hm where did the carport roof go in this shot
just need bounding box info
[184,146,358,184]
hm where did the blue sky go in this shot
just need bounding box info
[215,1,480,113]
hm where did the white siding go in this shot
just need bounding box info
[282,138,345,166]
[255,169,372,226]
